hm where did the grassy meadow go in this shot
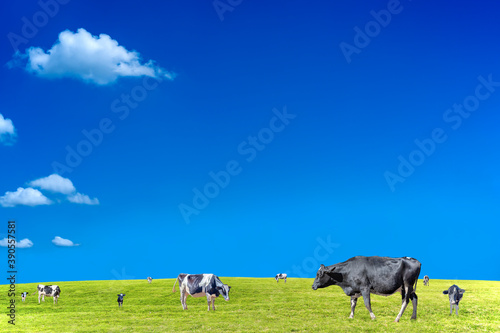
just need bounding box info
[0,277,499,332]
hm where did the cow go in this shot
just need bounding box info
[443,285,465,315]
[147,277,153,284]
[312,256,421,322]
[172,273,231,311]
[423,275,429,286]
[21,292,28,302]
[275,273,287,283]
[117,293,126,308]
[32,284,61,304]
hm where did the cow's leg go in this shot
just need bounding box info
[450,304,453,315]
[349,296,358,319]
[181,290,187,310]
[410,292,418,319]
[38,293,41,304]
[206,293,212,311]
[361,290,376,320]
[455,305,459,315]
[212,298,216,311]
[395,286,411,322]
[285,278,287,283]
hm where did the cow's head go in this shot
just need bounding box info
[218,284,231,301]
[443,285,465,305]
[312,264,343,290]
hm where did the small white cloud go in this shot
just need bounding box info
[28,174,76,194]
[52,236,79,247]
[67,192,99,205]
[0,238,33,248]
[0,187,52,207]
[0,113,16,145]
[11,28,175,85]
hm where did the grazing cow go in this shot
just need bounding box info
[21,292,28,302]
[117,293,126,307]
[443,285,465,315]
[172,273,231,311]
[32,284,61,304]
[275,273,287,283]
[423,275,429,286]
[312,256,421,322]
[147,277,153,284]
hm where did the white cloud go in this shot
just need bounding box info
[0,113,16,145]
[11,28,175,85]
[0,238,33,248]
[0,187,52,207]
[67,192,99,205]
[28,174,76,194]
[52,236,79,247]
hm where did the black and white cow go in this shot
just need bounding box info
[21,292,28,302]
[443,285,465,315]
[423,275,429,286]
[275,273,287,283]
[117,293,126,308]
[312,256,421,322]
[147,277,153,284]
[32,284,61,304]
[172,273,231,311]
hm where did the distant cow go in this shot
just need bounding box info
[147,277,153,284]
[173,273,231,311]
[117,293,126,308]
[423,275,429,286]
[312,256,421,322]
[32,284,61,304]
[443,285,465,315]
[275,273,287,283]
[21,292,28,302]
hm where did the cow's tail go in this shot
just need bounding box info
[172,277,178,293]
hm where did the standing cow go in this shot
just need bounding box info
[443,285,465,315]
[21,292,28,302]
[423,275,429,286]
[172,273,230,311]
[312,256,421,322]
[275,273,287,283]
[32,284,61,304]
[147,277,153,284]
[117,293,126,308]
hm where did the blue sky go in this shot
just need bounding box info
[1,0,499,283]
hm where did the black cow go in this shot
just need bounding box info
[275,273,287,283]
[21,292,28,302]
[423,275,429,286]
[32,284,61,304]
[172,273,231,311]
[147,277,153,284]
[312,256,421,322]
[443,285,465,315]
[117,293,126,308]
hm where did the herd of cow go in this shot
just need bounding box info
[22,256,466,322]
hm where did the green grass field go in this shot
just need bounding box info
[1,278,499,332]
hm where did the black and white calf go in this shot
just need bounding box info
[275,273,287,283]
[423,275,429,286]
[21,292,28,302]
[172,273,231,311]
[443,285,465,315]
[117,293,126,308]
[147,277,153,284]
[312,256,421,322]
[32,284,61,304]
